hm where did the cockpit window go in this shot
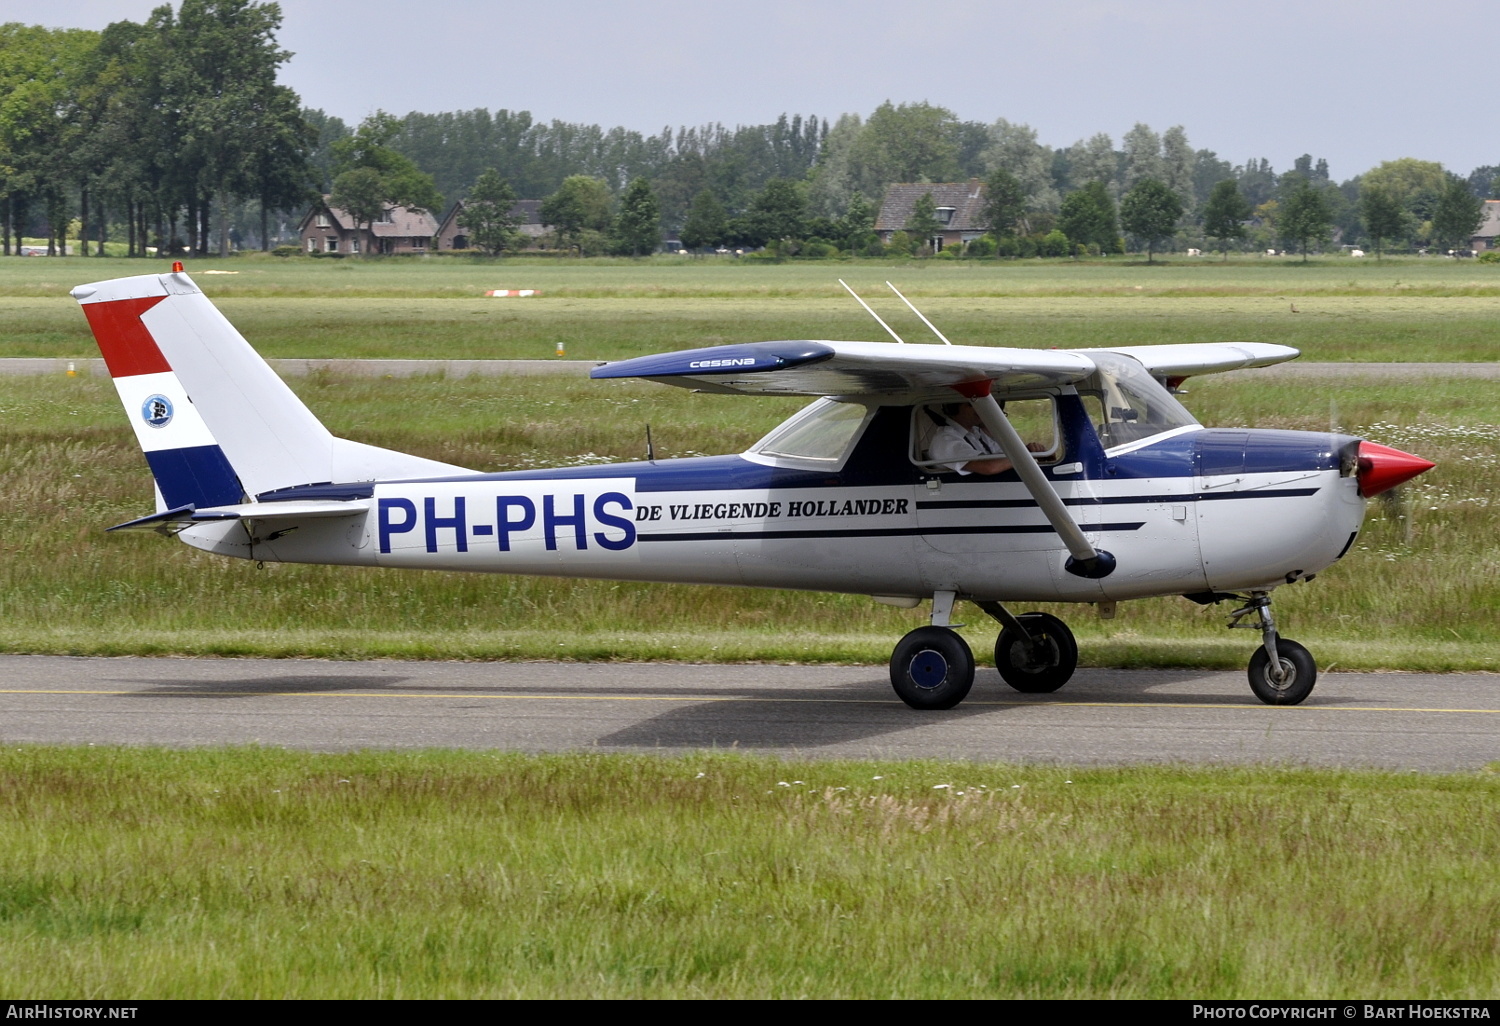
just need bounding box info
[1078,351,1199,449]
[911,397,1059,470]
[749,398,872,463]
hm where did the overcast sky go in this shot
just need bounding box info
[16,0,1492,180]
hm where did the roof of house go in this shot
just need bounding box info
[1473,200,1500,240]
[874,180,988,232]
[303,199,439,238]
[437,199,546,232]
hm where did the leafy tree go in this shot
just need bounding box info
[611,177,660,256]
[1119,177,1183,263]
[1122,123,1164,188]
[1057,181,1117,254]
[982,119,1057,212]
[1431,173,1486,254]
[328,167,386,239]
[1201,179,1252,259]
[1065,133,1119,196]
[1160,126,1196,210]
[330,111,442,247]
[1361,158,1445,231]
[741,178,806,246]
[844,101,959,200]
[981,167,1026,239]
[457,168,522,255]
[835,191,876,250]
[1359,184,1407,259]
[680,188,726,250]
[242,84,316,251]
[164,0,299,256]
[1278,177,1333,261]
[1464,165,1500,199]
[540,175,613,251]
[905,190,941,245]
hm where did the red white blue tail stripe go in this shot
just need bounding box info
[75,289,243,510]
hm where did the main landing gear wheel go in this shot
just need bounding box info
[995,612,1078,693]
[1247,636,1317,706]
[890,627,975,710]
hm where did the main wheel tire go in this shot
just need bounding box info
[995,612,1078,693]
[1247,637,1317,705]
[890,627,975,710]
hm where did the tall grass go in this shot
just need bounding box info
[7,290,1500,362]
[0,747,1495,998]
[0,374,1494,667]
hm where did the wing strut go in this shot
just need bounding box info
[955,381,1116,580]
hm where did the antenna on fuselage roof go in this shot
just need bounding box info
[885,281,953,345]
[838,279,906,344]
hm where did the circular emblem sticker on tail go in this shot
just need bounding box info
[141,394,174,428]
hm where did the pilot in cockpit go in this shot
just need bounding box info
[926,403,1046,476]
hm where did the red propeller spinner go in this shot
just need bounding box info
[1356,441,1435,497]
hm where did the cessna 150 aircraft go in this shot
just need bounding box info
[74,267,1434,710]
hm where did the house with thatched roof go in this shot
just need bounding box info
[874,179,990,251]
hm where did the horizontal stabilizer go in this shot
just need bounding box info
[109,499,370,534]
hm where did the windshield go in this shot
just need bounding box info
[749,398,871,462]
[1078,352,1199,449]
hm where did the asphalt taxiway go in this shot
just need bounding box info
[1,655,1495,770]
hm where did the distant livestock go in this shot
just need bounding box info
[1187,248,1201,257]
[1350,250,1365,258]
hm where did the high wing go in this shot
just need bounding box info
[590,340,1096,398]
[590,339,1298,398]
[1081,342,1299,380]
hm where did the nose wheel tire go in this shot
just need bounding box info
[995,612,1078,693]
[890,627,975,710]
[1247,637,1317,705]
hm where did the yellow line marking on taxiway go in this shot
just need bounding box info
[1,688,1498,714]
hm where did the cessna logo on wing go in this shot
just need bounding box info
[688,358,756,369]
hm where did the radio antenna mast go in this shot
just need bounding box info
[886,281,953,345]
[838,279,906,344]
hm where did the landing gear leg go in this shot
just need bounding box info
[1228,591,1317,705]
[977,600,1078,694]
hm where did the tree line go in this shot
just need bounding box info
[2,3,1493,258]
[0,2,310,257]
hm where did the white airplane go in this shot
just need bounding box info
[73,267,1435,709]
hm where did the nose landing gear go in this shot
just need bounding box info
[1228,592,1318,705]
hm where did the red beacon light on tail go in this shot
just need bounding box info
[1356,441,1435,497]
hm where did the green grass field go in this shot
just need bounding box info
[1,747,1496,999]
[2,253,1498,362]
[2,371,1495,669]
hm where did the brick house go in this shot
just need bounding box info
[297,198,439,255]
[434,199,547,250]
[874,179,990,251]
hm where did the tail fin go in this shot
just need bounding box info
[73,269,464,510]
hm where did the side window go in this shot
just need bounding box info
[910,398,1060,471]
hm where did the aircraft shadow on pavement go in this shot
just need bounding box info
[594,694,996,749]
[116,674,409,698]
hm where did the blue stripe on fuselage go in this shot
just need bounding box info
[256,425,1352,504]
[144,444,243,509]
